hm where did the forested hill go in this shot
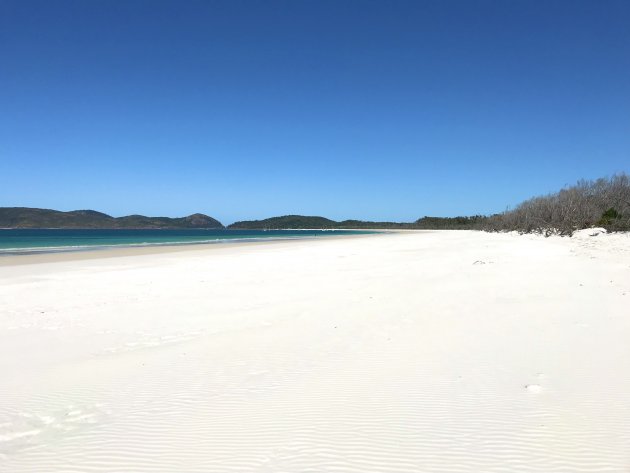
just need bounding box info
[228,215,338,229]
[228,215,485,229]
[0,208,224,229]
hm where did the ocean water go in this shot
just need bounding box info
[0,229,373,255]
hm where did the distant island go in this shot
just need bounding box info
[228,215,485,230]
[0,208,223,229]
[1,208,485,230]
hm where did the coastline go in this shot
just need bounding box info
[0,230,391,266]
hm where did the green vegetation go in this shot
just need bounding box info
[415,215,487,229]
[229,215,413,230]
[0,208,223,229]
[229,215,337,229]
[336,220,410,229]
[598,207,621,227]
[228,215,485,230]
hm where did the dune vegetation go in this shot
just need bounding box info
[484,173,630,235]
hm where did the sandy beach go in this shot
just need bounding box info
[1,230,629,472]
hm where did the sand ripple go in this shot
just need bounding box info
[1,231,629,472]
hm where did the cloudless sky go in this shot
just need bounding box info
[1,0,629,224]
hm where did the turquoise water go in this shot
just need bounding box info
[0,229,373,255]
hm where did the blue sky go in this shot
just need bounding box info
[1,0,629,224]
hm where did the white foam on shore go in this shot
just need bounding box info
[0,231,629,472]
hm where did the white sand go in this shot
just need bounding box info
[1,230,629,472]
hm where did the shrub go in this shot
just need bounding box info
[483,173,630,235]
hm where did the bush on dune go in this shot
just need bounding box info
[483,173,630,236]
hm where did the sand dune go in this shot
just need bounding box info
[1,231,629,472]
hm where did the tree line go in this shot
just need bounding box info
[482,173,630,235]
[227,174,630,235]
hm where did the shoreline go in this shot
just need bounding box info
[0,231,394,266]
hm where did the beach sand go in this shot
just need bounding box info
[0,230,629,472]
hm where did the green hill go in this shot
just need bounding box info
[0,208,223,229]
[1,208,488,231]
[228,215,337,229]
[229,214,486,230]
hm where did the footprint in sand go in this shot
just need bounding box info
[0,404,106,454]
[525,384,542,393]
[101,330,203,355]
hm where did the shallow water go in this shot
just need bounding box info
[0,229,373,254]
